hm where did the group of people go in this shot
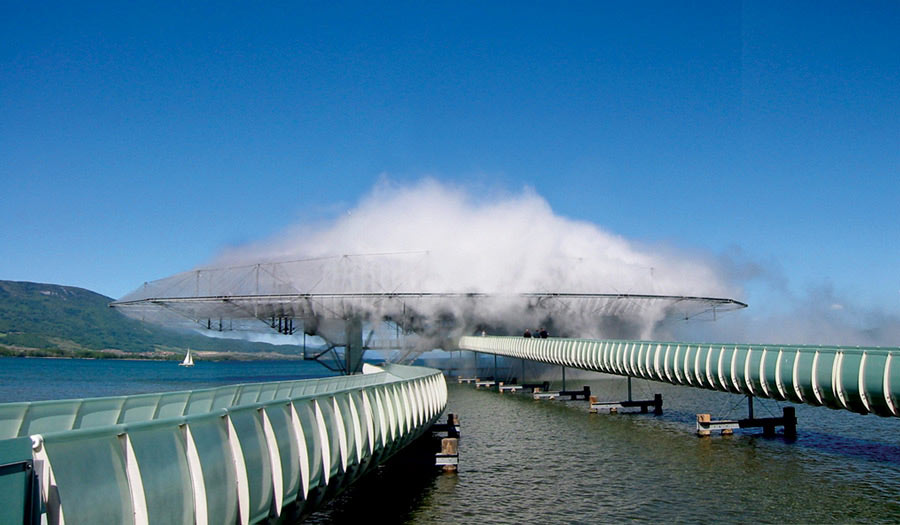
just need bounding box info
[523,328,549,339]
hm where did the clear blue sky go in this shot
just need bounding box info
[2,2,898,323]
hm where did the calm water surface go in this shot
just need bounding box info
[2,357,899,523]
[312,379,900,524]
[0,356,334,402]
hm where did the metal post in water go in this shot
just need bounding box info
[562,366,566,391]
[627,376,633,402]
[748,394,754,420]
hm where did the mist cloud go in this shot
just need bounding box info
[124,178,899,348]
[207,178,739,340]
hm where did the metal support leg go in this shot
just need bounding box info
[627,376,633,402]
[345,317,364,374]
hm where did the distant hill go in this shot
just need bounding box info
[0,280,305,359]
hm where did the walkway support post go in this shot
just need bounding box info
[345,317,364,374]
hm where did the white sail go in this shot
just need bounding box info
[179,348,194,367]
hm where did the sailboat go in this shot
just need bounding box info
[179,347,195,367]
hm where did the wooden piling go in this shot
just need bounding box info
[440,438,458,472]
[697,414,711,436]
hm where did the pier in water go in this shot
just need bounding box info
[313,379,900,523]
[2,358,896,523]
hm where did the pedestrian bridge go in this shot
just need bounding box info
[0,363,446,524]
[458,336,900,417]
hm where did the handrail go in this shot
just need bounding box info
[459,336,900,417]
[0,363,447,524]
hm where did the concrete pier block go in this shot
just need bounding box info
[438,438,459,472]
[697,414,711,436]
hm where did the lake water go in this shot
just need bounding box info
[0,356,335,403]
[2,357,899,523]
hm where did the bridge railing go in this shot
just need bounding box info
[0,363,447,524]
[459,336,900,417]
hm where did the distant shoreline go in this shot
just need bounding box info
[0,344,305,362]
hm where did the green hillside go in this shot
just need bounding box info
[0,280,303,359]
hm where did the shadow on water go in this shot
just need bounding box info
[304,435,452,524]
[795,431,900,465]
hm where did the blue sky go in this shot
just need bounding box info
[2,2,898,335]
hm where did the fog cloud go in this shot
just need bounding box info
[209,178,739,339]
[128,178,897,348]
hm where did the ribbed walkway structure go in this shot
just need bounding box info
[459,336,900,417]
[0,363,447,524]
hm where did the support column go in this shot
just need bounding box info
[345,317,364,374]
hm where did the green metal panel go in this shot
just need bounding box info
[257,383,280,403]
[314,398,342,482]
[814,350,838,407]
[0,437,35,525]
[777,349,801,403]
[185,415,239,525]
[0,403,28,439]
[369,388,389,455]
[74,397,125,429]
[184,390,215,415]
[795,350,818,405]
[39,428,134,525]
[661,344,674,383]
[349,391,371,463]
[237,385,263,406]
[683,345,697,386]
[210,386,239,410]
[700,345,716,389]
[229,406,274,524]
[732,346,750,394]
[334,394,357,468]
[264,403,300,505]
[888,353,900,416]
[292,399,323,493]
[389,385,405,438]
[154,392,190,419]
[612,342,623,375]
[20,401,79,436]
[628,343,639,377]
[759,349,778,399]
[720,346,737,392]
[838,352,867,413]
[862,352,891,416]
[745,347,764,395]
[126,421,194,525]
[121,393,164,422]
[275,383,294,400]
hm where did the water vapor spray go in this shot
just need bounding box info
[205,178,739,341]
